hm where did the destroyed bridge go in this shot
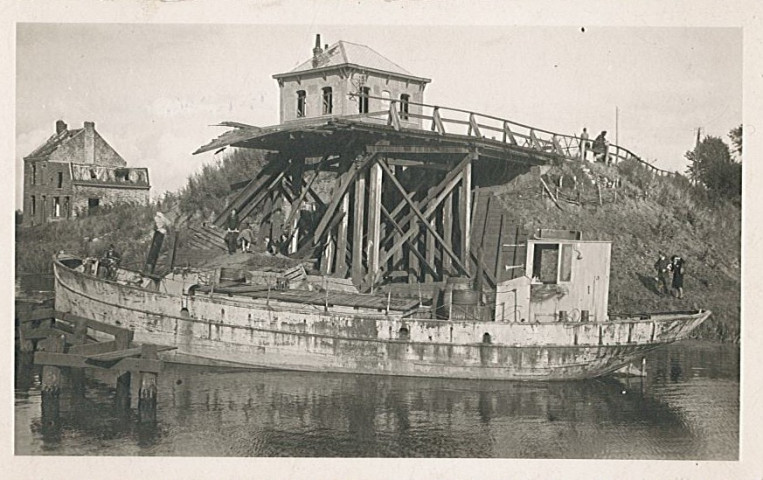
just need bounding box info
[195,96,666,292]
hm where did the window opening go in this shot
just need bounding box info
[31,195,36,216]
[32,164,37,185]
[57,171,63,188]
[560,244,573,282]
[64,197,70,218]
[400,94,410,120]
[322,87,333,114]
[381,90,391,111]
[54,197,61,217]
[532,243,573,284]
[359,87,370,114]
[296,90,307,117]
[88,197,100,214]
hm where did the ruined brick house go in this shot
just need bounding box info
[22,120,150,226]
[272,35,431,126]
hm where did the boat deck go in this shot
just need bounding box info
[200,287,421,312]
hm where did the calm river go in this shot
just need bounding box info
[14,276,739,459]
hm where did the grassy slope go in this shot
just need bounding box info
[491,159,740,342]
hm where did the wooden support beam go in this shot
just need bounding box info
[425,185,437,282]
[386,158,452,171]
[552,135,565,155]
[366,161,383,287]
[213,158,285,227]
[380,157,469,266]
[378,160,469,275]
[351,169,366,286]
[34,352,163,373]
[442,190,453,276]
[495,213,505,282]
[459,156,473,270]
[366,145,470,155]
[237,169,287,222]
[379,204,437,280]
[335,191,350,277]
[313,154,375,245]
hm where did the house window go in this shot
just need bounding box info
[41,196,46,219]
[54,197,61,217]
[32,164,37,185]
[57,171,63,188]
[359,87,370,114]
[400,94,410,120]
[322,87,333,114]
[381,90,391,111]
[532,243,573,284]
[31,195,36,216]
[296,90,307,117]
[64,197,70,218]
[88,197,100,214]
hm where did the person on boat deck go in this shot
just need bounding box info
[100,244,121,280]
[671,255,685,299]
[225,209,239,255]
[579,127,590,161]
[654,252,671,295]
[592,131,609,164]
[238,222,254,253]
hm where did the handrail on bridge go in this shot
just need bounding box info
[347,92,672,177]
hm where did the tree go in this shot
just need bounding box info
[729,124,742,159]
[685,135,740,200]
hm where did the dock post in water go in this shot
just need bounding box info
[39,334,65,430]
[138,344,159,423]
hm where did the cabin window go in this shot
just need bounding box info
[400,94,410,120]
[57,171,63,188]
[296,90,307,117]
[359,87,370,114]
[322,87,333,114]
[532,243,573,284]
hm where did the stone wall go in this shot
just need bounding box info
[71,184,150,216]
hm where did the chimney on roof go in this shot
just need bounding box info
[312,34,323,68]
[55,120,67,134]
[83,121,95,164]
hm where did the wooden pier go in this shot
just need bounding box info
[16,299,173,426]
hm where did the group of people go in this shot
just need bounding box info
[654,252,686,299]
[579,128,610,164]
[224,209,256,254]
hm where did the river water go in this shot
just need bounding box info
[14,276,739,459]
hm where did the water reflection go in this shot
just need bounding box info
[15,342,738,459]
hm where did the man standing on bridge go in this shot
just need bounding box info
[579,127,590,161]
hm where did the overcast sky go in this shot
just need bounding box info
[15,24,742,208]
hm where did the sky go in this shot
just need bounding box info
[15,24,742,209]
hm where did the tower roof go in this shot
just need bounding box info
[273,40,431,83]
